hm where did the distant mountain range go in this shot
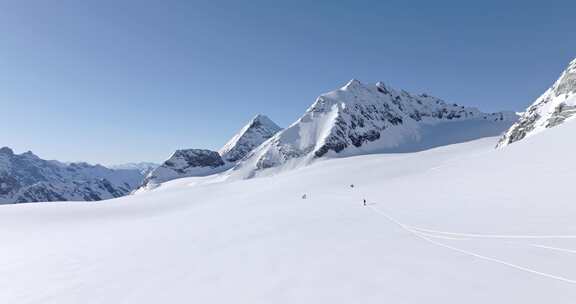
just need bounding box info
[11,57,576,204]
[139,79,516,190]
[229,79,516,179]
[0,148,150,204]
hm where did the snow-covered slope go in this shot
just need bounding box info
[140,115,282,188]
[0,147,144,204]
[1,120,576,303]
[232,79,515,178]
[498,57,576,147]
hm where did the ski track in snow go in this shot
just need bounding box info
[530,244,576,255]
[367,204,576,286]
[409,226,576,239]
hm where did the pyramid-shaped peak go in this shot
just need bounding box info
[250,114,277,127]
[219,114,282,163]
[252,114,269,120]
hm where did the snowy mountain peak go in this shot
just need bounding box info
[497,57,576,147]
[251,114,273,124]
[231,80,515,178]
[139,115,282,190]
[247,114,279,133]
[219,114,282,163]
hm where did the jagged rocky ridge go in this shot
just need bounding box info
[0,147,145,204]
[497,58,576,147]
[140,115,282,188]
[231,79,515,178]
[140,149,228,188]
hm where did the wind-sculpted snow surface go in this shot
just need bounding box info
[0,147,144,204]
[498,57,576,147]
[2,120,576,303]
[233,79,515,178]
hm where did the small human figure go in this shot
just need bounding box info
[350,184,354,188]
[302,194,307,199]
[363,199,367,206]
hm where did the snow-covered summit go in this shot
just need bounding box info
[140,115,282,189]
[219,114,282,163]
[232,79,515,177]
[497,57,576,147]
[0,147,145,204]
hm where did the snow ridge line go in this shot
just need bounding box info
[367,205,576,285]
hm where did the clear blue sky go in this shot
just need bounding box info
[1,0,575,165]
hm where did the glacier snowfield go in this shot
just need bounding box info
[1,122,576,303]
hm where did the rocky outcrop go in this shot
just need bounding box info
[141,149,227,188]
[139,115,282,189]
[232,79,515,178]
[498,58,576,147]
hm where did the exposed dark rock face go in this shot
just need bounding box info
[498,58,576,147]
[167,149,225,173]
[547,104,576,128]
[140,115,282,189]
[235,79,514,175]
[141,149,228,188]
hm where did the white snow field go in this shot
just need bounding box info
[1,123,576,303]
